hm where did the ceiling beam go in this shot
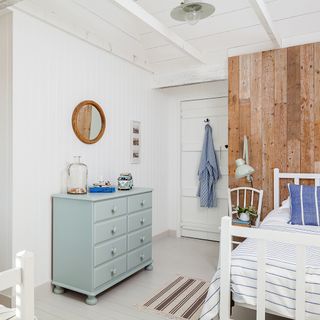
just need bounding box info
[153,64,227,89]
[111,0,206,64]
[0,0,23,10]
[248,0,282,48]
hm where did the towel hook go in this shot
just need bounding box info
[204,118,210,123]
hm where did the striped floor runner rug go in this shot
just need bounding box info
[140,276,209,320]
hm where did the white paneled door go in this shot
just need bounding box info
[180,97,228,241]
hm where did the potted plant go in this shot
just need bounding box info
[234,206,258,224]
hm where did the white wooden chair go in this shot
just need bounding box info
[0,251,34,319]
[228,187,264,227]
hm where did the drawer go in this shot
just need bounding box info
[128,227,152,251]
[94,236,127,267]
[94,198,127,222]
[94,255,126,288]
[127,244,152,271]
[128,193,152,213]
[94,216,126,244]
[128,210,152,232]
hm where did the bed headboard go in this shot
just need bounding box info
[274,168,320,209]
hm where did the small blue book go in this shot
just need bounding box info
[232,218,251,226]
[89,186,116,193]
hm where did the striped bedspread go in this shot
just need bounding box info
[200,208,320,320]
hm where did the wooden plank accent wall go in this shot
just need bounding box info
[228,43,320,218]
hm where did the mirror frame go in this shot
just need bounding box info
[72,100,106,144]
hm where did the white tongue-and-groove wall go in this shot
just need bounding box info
[3,9,172,287]
[0,10,12,276]
[0,9,227,288]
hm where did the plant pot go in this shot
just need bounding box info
[238,212,250,222]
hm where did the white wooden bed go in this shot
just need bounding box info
[217,169,320,320]
[0,251,34,320]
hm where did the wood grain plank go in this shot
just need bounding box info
[315,162,320,174]
[228,57,240,188]
[287,46,301,173]
[239,101,251,139]
[250,52,262,191]
[239,54,251,100]
[300,44,314,174]
[314,43,320,169]
[274,48,288,201]
[239,55,252,187]
[261,50,275,217]
[239,100,251,189]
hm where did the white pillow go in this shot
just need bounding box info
[281,197,291,208]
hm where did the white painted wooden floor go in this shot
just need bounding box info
[35,236,286,320]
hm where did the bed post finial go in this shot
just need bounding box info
[274,168,280,209]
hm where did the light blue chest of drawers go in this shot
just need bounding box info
[52,188,153,305]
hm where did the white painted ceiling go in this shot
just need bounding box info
[10,0,320,75]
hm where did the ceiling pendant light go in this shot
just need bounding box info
[171,0,215,26]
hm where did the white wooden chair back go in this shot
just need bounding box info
[0,251,34,319]
[228,187,263,226]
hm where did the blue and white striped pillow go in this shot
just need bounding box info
[288,183,320,226]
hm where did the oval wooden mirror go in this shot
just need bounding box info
[72,100,106,144]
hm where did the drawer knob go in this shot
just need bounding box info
[140,254,145,261]
[111,268,117,276]
[141,200,146,206]
[140,218,145,225]
[140,236,145,243]
[111,206,118,214]
[111,247,117,255]
[111,226,117,235]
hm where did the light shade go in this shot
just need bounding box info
[171,0,215,25]
[235,158,255,179]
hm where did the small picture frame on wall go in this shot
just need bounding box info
[131,121,141,164]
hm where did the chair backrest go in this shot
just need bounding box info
[228,187,264,227]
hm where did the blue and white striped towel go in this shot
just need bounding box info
[197,124,221,208]
[200,208,320,320]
